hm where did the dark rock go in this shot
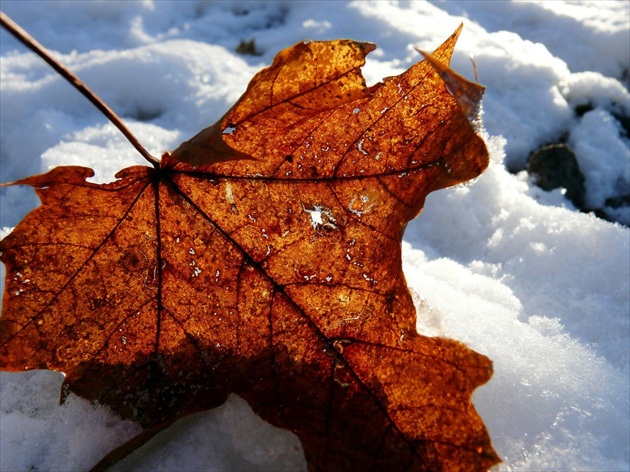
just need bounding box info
[236,39,261,56]
[527,143,586,208]
[574,103,594,117]
[605,193,630,209]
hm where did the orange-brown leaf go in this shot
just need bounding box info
[0,26,498,471]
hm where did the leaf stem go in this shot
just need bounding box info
[0,11,161,168]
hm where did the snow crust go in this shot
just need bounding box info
[1,1,628,471]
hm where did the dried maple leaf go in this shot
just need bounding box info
[0,21,499,471]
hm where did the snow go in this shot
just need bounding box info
[569,109,630,212]
[0,1,628,471]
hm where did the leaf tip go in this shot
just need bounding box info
[0,166,96,188]
[359,41,377,56]
[417,48,484,120]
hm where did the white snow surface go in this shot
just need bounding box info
[0,1,628,471]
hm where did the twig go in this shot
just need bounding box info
[0,11,160,168]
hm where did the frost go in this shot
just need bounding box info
[301,203,338,231]
[348,195,373,216]
[224,183,235,205]
[357,138,368,155]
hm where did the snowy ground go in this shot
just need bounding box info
[0,1,628,471]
